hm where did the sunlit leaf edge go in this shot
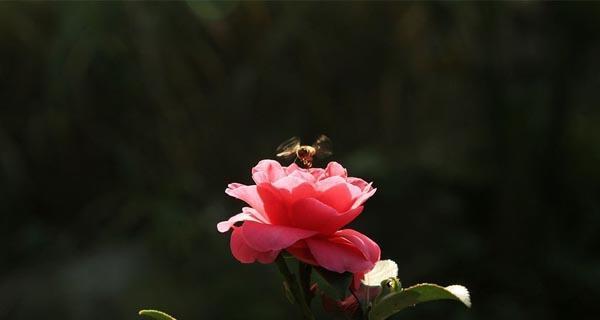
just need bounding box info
[369,283,471,320]
[139,309,177,320]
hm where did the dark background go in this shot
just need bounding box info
[1,1,599,319]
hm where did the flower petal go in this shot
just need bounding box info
[217,213,254,233]
[256,183,291,225]
[317,182,354,213]
[271,176,317,206]
[346,177,371,191]
[230,227,279,264]
[273,175,313,193]
[316,176,347,192]
[335,229,381,264]
[291,198,363,234]
[252,160,285,184]
[242,207,269,223]
[241,221,317,252]
[351,188,377,209]
[288,168,317,182]
[217,207,267,233]
[225,184,266,217]
[306,236,375,273]
[286,241,318,266]
[323,162,348,179]
[285,163,301,175]
[308,167,325,180]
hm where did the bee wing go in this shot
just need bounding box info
[276,136,301,158]
[313,134,333,159]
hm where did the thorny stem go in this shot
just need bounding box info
[275,255,315,320]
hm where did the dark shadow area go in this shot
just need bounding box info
[1,2,599,319]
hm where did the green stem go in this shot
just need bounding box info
[298,262,313,305]
[275,255,315,320]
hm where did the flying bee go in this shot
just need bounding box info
[276,134,332,168]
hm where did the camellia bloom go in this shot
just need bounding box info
[218,160,380,274]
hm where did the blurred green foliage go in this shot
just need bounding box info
[1,1,600,319]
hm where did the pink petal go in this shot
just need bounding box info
[272,176,317,204]
[242,207,269,224]
[316,176,347,192]
[256,183,291,225]
[288,182,317,202]
[286,241,318,266]
[230,227,279,264]
[317,182,354,212]
[351,188,377,209]
[227,182,244,190]
[217,213,254,233]
[285,163,301,174]
[241,221,317,252]
[346,178,371,192]
[256,251,279,263]
[323,162,348,179]
[306,236,375,273]
[309,167,325,180]
[273,175,310,193]
[285,164,317,181]
[288,169,317,182]
[225,184,266,216]
[252,160,285,184]
[217,207,268,233]
[346,183,364,200]
[335,229,381,264]
[291,198,364,234]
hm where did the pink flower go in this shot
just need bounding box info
[218,160,380,274]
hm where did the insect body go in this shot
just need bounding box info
[276,134,332,168]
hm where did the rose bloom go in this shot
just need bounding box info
[218,160,380,274]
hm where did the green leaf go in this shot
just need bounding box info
[312,267,353,300]
[369,283,471,320]
[139,309,177,320]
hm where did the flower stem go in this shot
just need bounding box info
[275,255,315,320]
[298,261,313,305]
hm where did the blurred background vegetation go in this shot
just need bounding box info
[1,1,600,319]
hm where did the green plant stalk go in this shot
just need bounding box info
[275,255,315,320]
[298,261,313,305]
